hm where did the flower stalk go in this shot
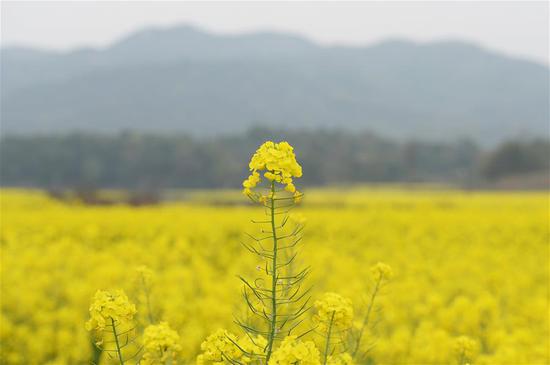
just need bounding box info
[322,311,336,365]
[266,181,278,362]
[352,262,393,359]
[111,318,125,365]
[352,275,381,358]
[236,141,309,363]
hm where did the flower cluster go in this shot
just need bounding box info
[197,329,238,364]
[242,141,303,201]
[453,336,477,363]
[268,336,320,365]
[238,334,268,364]
[141,322,182,365]
[370,262,394,281]
[197,329,266,364]
[84,290,137,332]
[313,292,354,331]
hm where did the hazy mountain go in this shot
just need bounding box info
[1,24,548,144]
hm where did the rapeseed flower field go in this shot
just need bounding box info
[1,142,548,364]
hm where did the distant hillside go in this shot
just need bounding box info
[1,25,548,144]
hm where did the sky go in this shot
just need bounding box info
[1,1,549,64]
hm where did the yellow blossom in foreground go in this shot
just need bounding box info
[197,329,239,364]
[197,329,266,364]
[242,141,303,201]
[237,334,268,364]
[141,322,182,365]
[314,292,354,331]
[268,336,321,365]
[242,171,261,196]
[84,290,136,332]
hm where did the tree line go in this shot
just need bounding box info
[1,128,548,190]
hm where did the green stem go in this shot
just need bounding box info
[110,317,125,365]
[265,181,278,363]
[352,275,382,358]
[322,311,336,365]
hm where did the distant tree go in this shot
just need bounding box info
[482,140,550,180]
[1,129,547,189]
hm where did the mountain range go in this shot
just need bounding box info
[1,24,548,144]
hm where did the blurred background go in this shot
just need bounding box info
[1,1,549,201]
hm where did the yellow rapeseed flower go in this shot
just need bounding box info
[242,141,303,202]
[314,292,354,331]
[454,336,477,364]
[197,328,267,364]
[141,322,182,364]
[236,334,268,364]
[197,329,238,364]
[268,335,321,365]
[370,262,394,281]
[85,290,136,332]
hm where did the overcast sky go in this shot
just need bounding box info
[2,1,549,64]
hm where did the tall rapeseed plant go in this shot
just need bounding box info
[238,141,309,363]
[197,141,394,365]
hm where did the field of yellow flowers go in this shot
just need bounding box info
[1,186,548,364]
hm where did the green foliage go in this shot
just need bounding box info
[237,182,310,362]
[2,129,548,189]
[0,129,490,189]
[481,139,550,179]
